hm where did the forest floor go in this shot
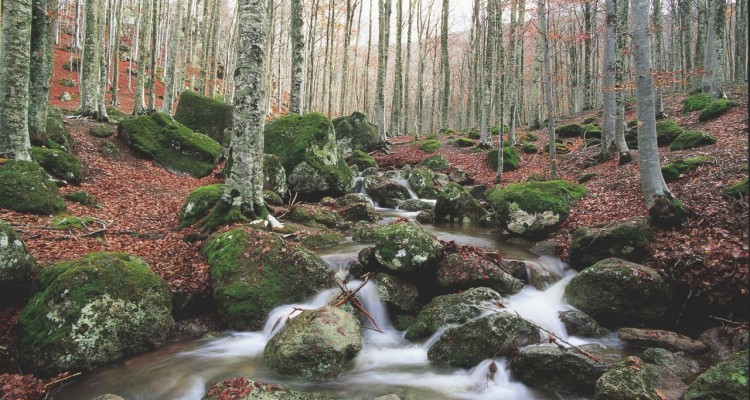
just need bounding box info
[1,43,748,398]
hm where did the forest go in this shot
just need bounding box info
[0,0,748,399]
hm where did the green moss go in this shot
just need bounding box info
[30,146,84,185]
[725,178,748,199]
[521,143,538,154]
[487,146,521,171]
[420,155,451,171]
[89,124,113,138]
[661,156,711,182]
[178,184,225,228]
[174,89,233,146]
[302,231,347,249]
[348,149,377,170]
[419,139,442,153]
[0,160,66,214]
[669,130,717,150]
[50,216,97,230]
[118,112,222,177]
[656,119,684,146]
[99,140,118,157]
[698,99,738,121]
[63,191,98,207]
[454,138,476,147]
[683,92,712,112]
[487,180,587,220]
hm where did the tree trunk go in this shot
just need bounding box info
[134,0,152,114]
[389,0,403,135]
[0,0,32,160]
[78,0,101,117]
[376,0,392,141]
[539,0,556,179]
[29,0,56,142]
[440,0,449,130]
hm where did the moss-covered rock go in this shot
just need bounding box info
[511,344,623,395]
[89,124,114,138]
[569,219,653,270]
[203,228,332,330]
[698,99,738,121]
[372,222,443,275]
[419,155,450,171]
[656,120,684,146]
[363,175,410,206]
[683,92,712,113]
[559,310,606,337]
[427,312,538,367]
[118,112,222,177]
[405,287,503,341]
[0,160,66,214]
[17,253,174,375]
[564,258,671,327]
[661,156,711,182]
[683,350,748,400]
[487,146,521,171]
[30,146,84,184]
[63,190,98,207]
[406,167,439,199]
[0,219,39,306]
[669,130,717,151]
[289,205,347,230]
[436,244,524,296]
[486,180,587,239]
[434,182,489,223]
[332,111,383,157]
[302,231,347,249]
[178,184,225,228]
[725,178,748,199]
[263,154,288,196]
[418,139,441,153]
[347,149,378,170]
[174,89,233,146]
[374,273,419,315]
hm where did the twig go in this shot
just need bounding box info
[44,372,81,388]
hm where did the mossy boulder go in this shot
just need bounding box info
[661,156,711,182]
[174,89,233,146]
[698,99,738,122]
[0,160,66,214]
[511,344,623,395]
[288,205,347,230]
[405,287,503,341]
[436,245,524,295]
[725,178,748,199]
[263,154,288,196]
[89,124,114,138]
[264,306,362,381]
[406,167,439,199]
[486,180,587,239]
[332,111,383,157]
[302,231,347,249]
[427,312,539,368]
[17,253,174,375]
[347,149,377,170]
[30,146,84,184]
[265,113,354,200]
[487,146,521,171]
[203,228,332,330]
[669,130,717,151]
[363,175,410,207]
[118,112,222,177]
[434,182,489,223]
[419,155,450,171]
[0,219,39,306]
[683,350,749,400]
[655,120,684,146]
[564,258,671,327]
[418,139,441,153]
[178,184,225,228]
[63,191,98,207]
[559,310,606,337]
[372,222,442,274]
[374,273,419,315]
[683,93,712,113]
[569,219,653,270]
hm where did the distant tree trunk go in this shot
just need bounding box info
[78,0,101,117]
[29,0,56,141]
[652,0,666,117]
[376,0,391,141]
[402,0,414,135]
[390,0,403,135]
[539,0,556,179]
[631,0,683,226]
[702,0,726,98]
[133,0,152,115]
[289,0,304,114]
[440,0,449,130]
[480,0,496,147]
[339,0,357,117]
[0,0,32,160]
[162,0,184,114]
[602,0,617,155]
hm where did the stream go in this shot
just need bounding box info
[52,196,625,400]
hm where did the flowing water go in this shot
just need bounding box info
[52,196,623,400]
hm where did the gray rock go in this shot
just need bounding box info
[0,219,38,305]
[618,328,707,354]
[264,306,362,381]
[560,310,607,337]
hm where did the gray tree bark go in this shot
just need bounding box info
[133,0,152,115]
[0,0,32,160]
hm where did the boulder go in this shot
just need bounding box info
[18,253,174,375]
[427,312,539,368]
[0,219,39,305]
[595,357,687,400]
[486,180,587,239]
[434,182,489,223]
[203,228,332,330]
[30,146,84,184]
[173,89,233,146]
[332,111,383,157]
[569,219,653,270]
[683,350,749,400]
[0,160,66,214]
[118,112,222,177]
[617,328,707,354]
[559,310,607,337]
[406,167,439,199]
[564,258,671,327]
[372,222,443,274]
[265,113,354,200]
[363,175,410,207]
[436,243,524,296]
[641,348,700,380]
[511,344,623,394]
[263,154,288,196]
[264,306,362,381]
[405,287,503,341]
[374,273,419,314]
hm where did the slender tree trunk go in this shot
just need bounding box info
[376,0,392,141]
[539,0,556,179]
[440,0,449,130]
[390,0,403,135]
[289,0,304,114]
[0,0,33,160]
[162,0,184,113]
[602,0,617,155]
[29,0,56,142]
